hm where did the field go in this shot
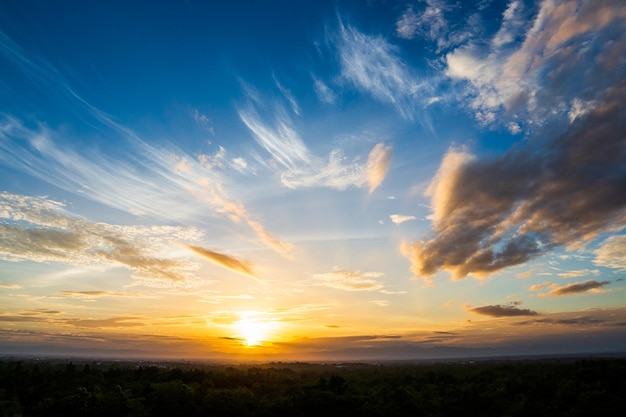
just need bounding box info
[1,357,625,416]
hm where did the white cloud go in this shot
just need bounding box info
[313,78,336,104]
[238,104,311,170]
[274,76,301,116]
[491,1,524,48]
[558,269,600,279]
[594,235,626,270]
[366,142,393,193]
[193,109,214,135]
[396,5,421,40]
[311,267,385,291]
[337,23,425,120]
[445,0,626,126]
[238,91,385,192]
[390,214,416,225]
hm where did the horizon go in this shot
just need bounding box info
[1,0,625,362]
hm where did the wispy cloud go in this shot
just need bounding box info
[313,77,336,104]
[193,109,214,135]
[311,267,384,291]
[187,245,259,281]
[238,90,385,192]
[0,31,290,258]
[0,283,21,289]
[558,269,600,279]
[396,1,447,45]
[274,76,300,116]
[0,192,202,286]
[336,23,427,120]
[60,291,138,299]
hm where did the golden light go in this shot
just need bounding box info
[234,311,275,347]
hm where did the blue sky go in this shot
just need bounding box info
[1,0,625,360]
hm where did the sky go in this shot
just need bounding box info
[0,0,625,361]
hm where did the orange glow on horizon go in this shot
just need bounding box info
[233,311,277,347]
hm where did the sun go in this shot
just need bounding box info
[234,312,274,347]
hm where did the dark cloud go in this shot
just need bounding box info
[515,317,605,327]
[548,280,611,296]
[404,82,626,280]
[187,245,256,279]
[469,305,539,318]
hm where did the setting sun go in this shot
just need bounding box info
[234,312,275,347]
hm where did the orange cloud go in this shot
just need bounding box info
[187,245,261,282]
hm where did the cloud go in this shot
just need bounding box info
[0,115,290,258]
[390,214,416,225]
[187,245,258,281]
[547,280,611,297]
[313,78,336,104]
[515,316,605,327]
[594,235,626,270]
[403,80,626,281]
[238,102,310,170]
[311,267,384,291]
[0,283,21,289]
[0,33,290,258]
[336,23,426,120]
[395,5,421,40]
[64,316,145,328]
[60,291,137,299]
[0,192,202,286]
[0,308,62,323]
[367,143,393,193]
[445,0,626,125]
[469,304,539,317]
[396,1,448,45]
[558,269,600,279]
[529,282,551,292]
[274,76,300,116]
[238,90,379,192]
[193,109,214,135]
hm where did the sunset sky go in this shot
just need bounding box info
[1,0,625,361]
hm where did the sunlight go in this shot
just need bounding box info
[234,311,275,347]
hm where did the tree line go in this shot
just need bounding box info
[1,358,625,416]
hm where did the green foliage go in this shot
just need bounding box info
[0,358,624,416]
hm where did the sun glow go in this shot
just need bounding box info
[234,312,275,347]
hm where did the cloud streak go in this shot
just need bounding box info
[547,280,611,297]
[311,267,384,291]
[469,304,539,318]
[187,245,259,281]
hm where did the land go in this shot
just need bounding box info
[1,356,625,416]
